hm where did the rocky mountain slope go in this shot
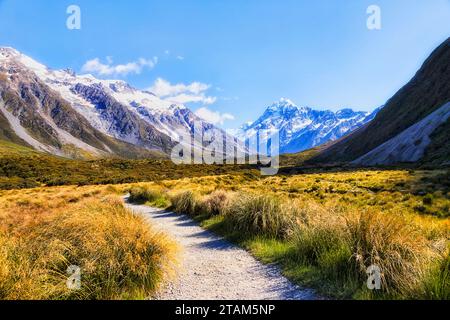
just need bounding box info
[0,47,239,159]
[310,37,450,166]
[236,98,379,154]
[353,102,450,165]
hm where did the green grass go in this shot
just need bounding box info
[1,138,448,300]
[279,146,322,167]
[223,194,292,238]
[200,212,447,299]
[129,184,449,300]
[169,190,198,216]
[128,186,170,208]
[0,140,38,157]
[198,213,363,299]
[0,139,259,190]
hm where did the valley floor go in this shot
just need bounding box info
[0,167,448,300]
[126,200,317,300]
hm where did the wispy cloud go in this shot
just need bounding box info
[81,56,158,76]
[195,107,235,125]
[148,78,216,105]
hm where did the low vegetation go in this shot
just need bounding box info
[0,140,258,190]
[0,186,177,300]
[127,172,450,299]
[224,194,293,238]
[1,139,448,299]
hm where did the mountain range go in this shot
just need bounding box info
[236,98,380,154]
[1,37,449,167]
[309,37,450,166]
[0,47,239,159]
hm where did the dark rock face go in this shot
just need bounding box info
[0,59,171,158]
[312,37,450,165]
[71,83,174,152]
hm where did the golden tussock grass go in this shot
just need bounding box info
[2,167,448,300]
[0,186,178,300]
[127,175,449,299]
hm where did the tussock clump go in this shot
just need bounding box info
[0,192,178,300]
[290,203,352,288]
[201,190,231,217]
[344,210,432,296]
[170,191,198,216]
[224,194,292,238]
[128,186,163,204]
[425,249,450,299]
[291,205,346,263]
[290,204,442,298]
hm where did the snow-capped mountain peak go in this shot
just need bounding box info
[0,46,242,158]
[264,98,311,118]
[269,97,297,109]
[236,98,380,154]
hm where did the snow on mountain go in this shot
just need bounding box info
[0,47,241,158]
[236,98,380,154]
[1,48,181,133]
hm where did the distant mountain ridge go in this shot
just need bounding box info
[0,47,241,159]
[310,37,450,166]
[236,98,380,154]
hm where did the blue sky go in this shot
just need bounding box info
[0,0,449,129]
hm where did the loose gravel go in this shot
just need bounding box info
[126,201,318,300]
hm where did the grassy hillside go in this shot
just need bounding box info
[421,119,450,166]
[0,139,258,190]
[0,69,173,159]
[311,37,450,164]
[0,139,38,156]
[279,147,322,167]
[0,110,30,147]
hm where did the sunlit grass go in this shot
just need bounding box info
[0,185,178,300]
[126,169,449,299]
[2,167,449,300]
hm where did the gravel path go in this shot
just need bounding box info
[125,200,318,300]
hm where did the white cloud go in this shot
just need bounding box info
[81,56,158,76]
[168,94,217,105]
[195,107,235,125]
[148,78,216,105]
[176,55,185,60]
[150,78,209,96]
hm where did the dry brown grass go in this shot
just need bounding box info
[0,186,178,300]
[344,210,439,296]
[128,180,449,298]
[224,194,294,238]
[279,199,448,298]
[2,167,449,299]
[200,190,232,217]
